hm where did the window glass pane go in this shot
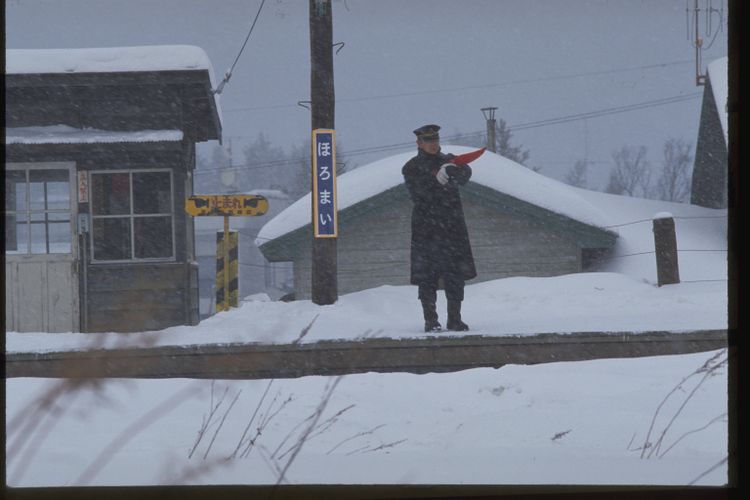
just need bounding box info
[5,170,26,212]
[133,172,172,214]
[29,180,46,212]
[93,218,131,260]
[92,173,130,215]
[29,169,69,212]
[30,215,47,254]
[134,216,173,258]
[48,222,72,253]
[5,215,27,254]
[45,181,71,210]
[47,212,69,222]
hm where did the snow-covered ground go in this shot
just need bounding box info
[6,349,728,487]
[5,150,729,487]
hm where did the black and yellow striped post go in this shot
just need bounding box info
[185,194,268,314]
[215,221,238,312]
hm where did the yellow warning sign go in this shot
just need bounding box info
[185,195,269,217]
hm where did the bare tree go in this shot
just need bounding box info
[285,140,313,199]
[605,145,651,197]
[495,119,531,167]
[193,143,233,194]
[564,159,588,188]
[653,138,693,203]
[240,132,287,192]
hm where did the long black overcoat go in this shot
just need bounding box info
[402,149,477,285]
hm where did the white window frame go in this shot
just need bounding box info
[88,168,176,263]
[4,162,77,260]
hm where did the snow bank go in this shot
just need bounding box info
[6,273,727,353]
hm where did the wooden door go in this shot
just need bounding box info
[5,162,79,332]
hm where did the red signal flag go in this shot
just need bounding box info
[451,147,486,165]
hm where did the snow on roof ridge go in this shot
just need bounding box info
[6,45,213,75]
[256,146,614,247]
[5,125,184,145]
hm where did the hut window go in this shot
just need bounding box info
[5,167,72,255]
[90,169,174,262]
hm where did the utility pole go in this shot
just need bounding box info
[481,107,497,153]
[691,0,706,86]
[686,0,724,86]
[310,0,337,305]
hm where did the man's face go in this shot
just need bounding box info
[418,138,440,155]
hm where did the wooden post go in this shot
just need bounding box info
[653,213,680,286]
[310,0,337,305]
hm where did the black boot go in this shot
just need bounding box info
[447,300,469,331]
[421,300,442,332]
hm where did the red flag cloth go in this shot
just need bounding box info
[450,147,486,165]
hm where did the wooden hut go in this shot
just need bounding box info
[5,46,221,332]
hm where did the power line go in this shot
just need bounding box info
[223,59,693,113]
[511,93,702,131]
[196,92,703,175]
[213,0,267,95]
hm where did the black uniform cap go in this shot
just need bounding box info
[413,124,440,141]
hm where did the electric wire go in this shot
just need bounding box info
[195,92,703,176]
[223,59,695,113]
[605,214,726,229]
[213,0,267,95]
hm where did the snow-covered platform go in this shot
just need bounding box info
[6,329,726,379]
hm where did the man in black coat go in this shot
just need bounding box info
[402,124,477,332]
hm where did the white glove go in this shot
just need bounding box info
[436,163,455,185]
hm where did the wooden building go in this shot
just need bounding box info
[691,56,728,209]
[5,46,221,332]
[257,149,618,300]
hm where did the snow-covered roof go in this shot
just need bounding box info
[256,146,614,246]
[707,56,728,146]
[5,125,183,145]
[6,45,223,132]
[242,189,290,200]
[6,45,215,82]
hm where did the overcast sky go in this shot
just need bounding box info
[5,0,728,190]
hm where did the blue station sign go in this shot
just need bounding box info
[312,129,338,238]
